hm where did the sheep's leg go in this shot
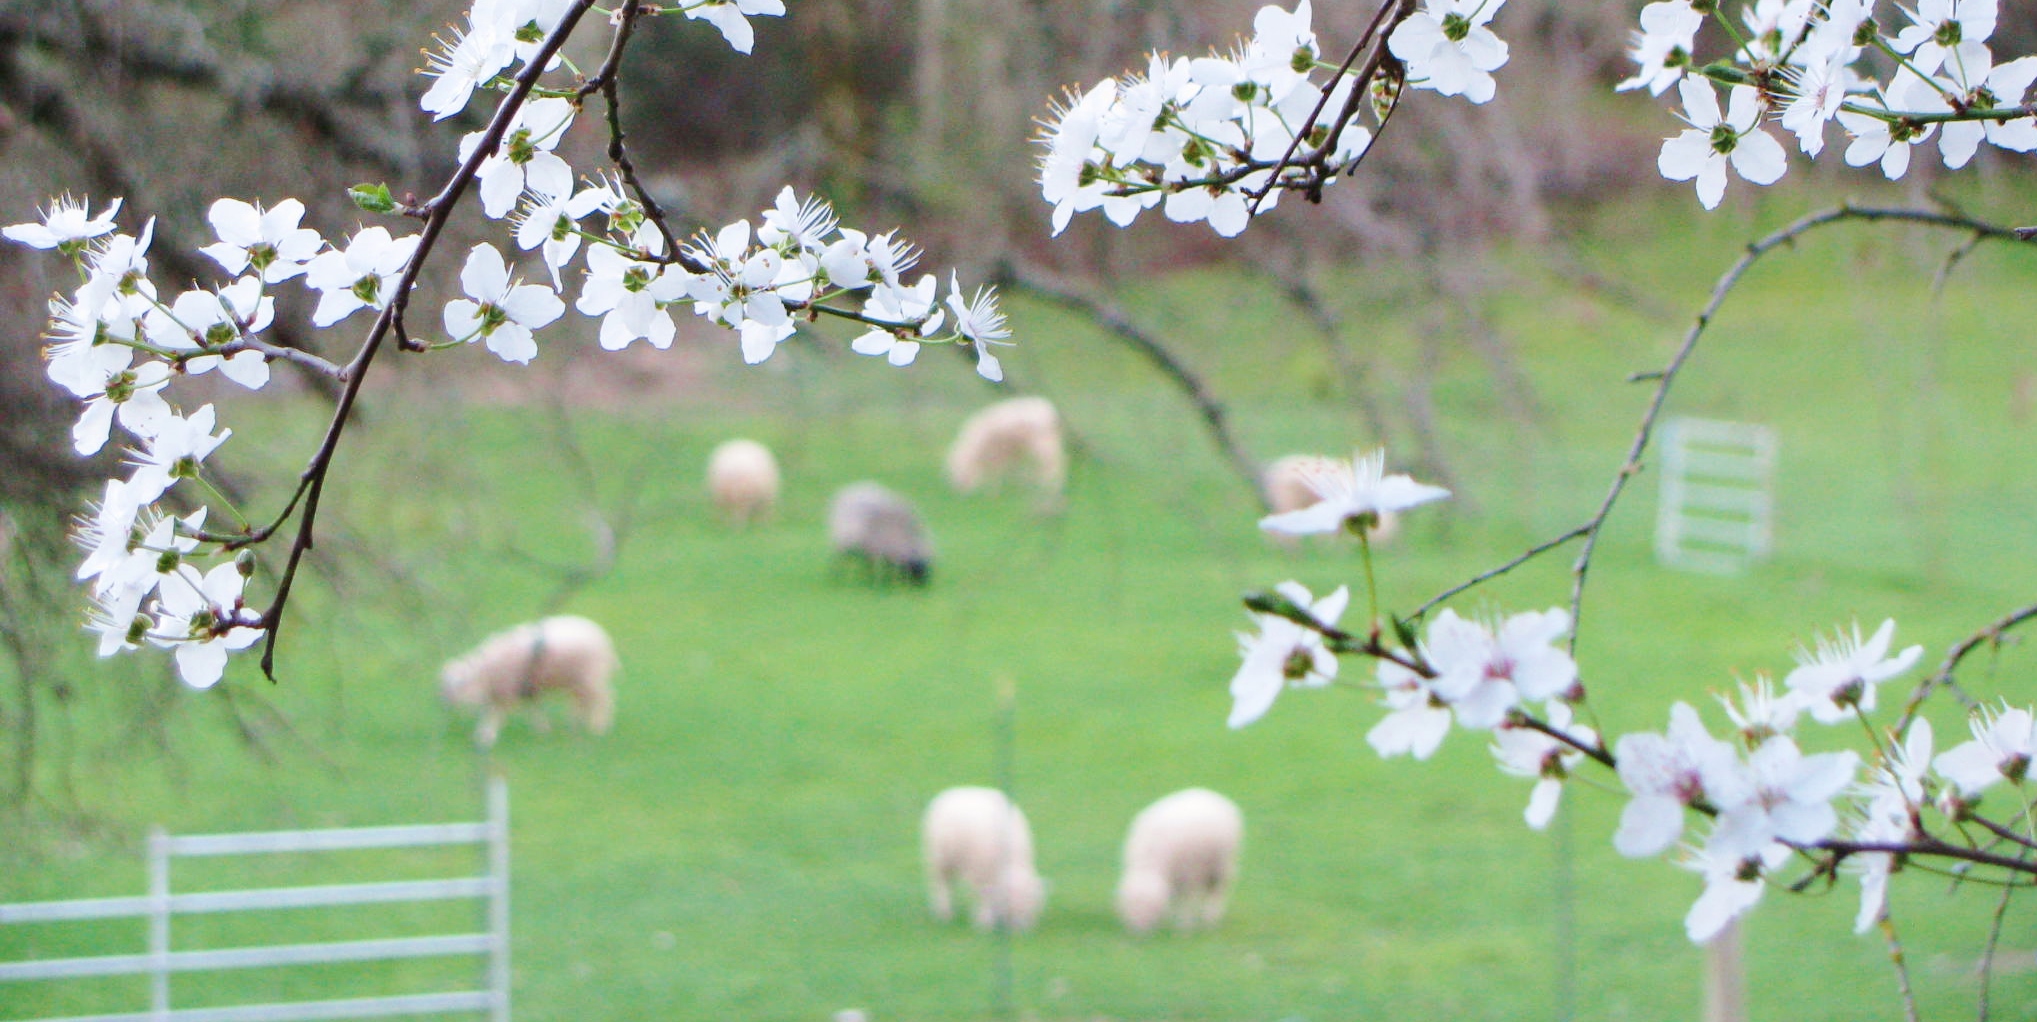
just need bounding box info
[474,707,503,749]
[1199,883,1230,928]
[927,871,955,923]
[970,888,1000,932]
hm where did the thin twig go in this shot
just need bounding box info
[1406,205,2031,650]
[1412,525,1589,619]
[1976,863,2020,1021]
[584,0,710,274]
[1897,599,2037,732]
[1878,913,1922,1022]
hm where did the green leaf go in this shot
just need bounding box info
[349,183,397,214]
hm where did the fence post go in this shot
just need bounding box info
[488,775,511,1022]
[147,827,169,1022]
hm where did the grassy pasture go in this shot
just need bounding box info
[4,186,2037,1020]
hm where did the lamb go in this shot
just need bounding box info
[1116,788,1244,934]
[946,397,1065,505]
[1263,454,1398,544]
[828,481,933,586]
[440,615,618,748]
[921,786,1046,932]
[706,438,780,526]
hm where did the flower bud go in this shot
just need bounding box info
[235,549,257,578]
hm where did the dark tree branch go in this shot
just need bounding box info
[994,260,1268,511]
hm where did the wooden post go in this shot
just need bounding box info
[1703,920,1746,1022]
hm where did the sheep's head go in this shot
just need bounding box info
[1001,866,1046,933]
[901,558,930,586]
[1115,869,1170,935]
[440,656,486,707]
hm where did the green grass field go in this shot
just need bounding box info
[4,185,2037,1020]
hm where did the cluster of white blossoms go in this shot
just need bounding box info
[1630,0,2037,207]
[1038,0,1516,238]
[5,0,1011,689]
[1225,449,2037,944]
[1048,0,2037,235]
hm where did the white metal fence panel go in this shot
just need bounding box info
[0,778,508,1022]
[1655,417,1777,574]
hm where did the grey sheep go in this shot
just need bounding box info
[828,481,933,586]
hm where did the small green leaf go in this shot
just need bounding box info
[349,183,396,213]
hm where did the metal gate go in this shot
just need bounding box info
[0,778,509,1022]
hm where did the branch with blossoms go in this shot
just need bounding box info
[1625,0,2037,207]
[1036,0,2037,990]
[5,0,1016,688]
[1238,546,2037,943]
[1211,201,2037,953]
[1037,0,1519,237]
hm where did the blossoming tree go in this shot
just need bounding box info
[10,0,2037,1014]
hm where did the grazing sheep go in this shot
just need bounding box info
[828,482,933,586]
[946,397,1065,505]
[706,438,780,526]
[1116,788,1243,934]
[1263,454,1397,544]
[440,615,618,748]
[922,786,1046,932]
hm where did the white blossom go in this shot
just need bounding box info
[577,228,692,352]
[1491,702,1595,830]
[1680,838,1790,943]
[1228,581,1348,729]
[146,277,275,391]
[3,195,122,251]
[1387,0,1511,105]
[442,243,564,364]
[149,561,263,689]
[1782,618,1922,724]
[1893,0,1997,75]
[1613,702,1741,858]
[1933,702,2036,797]
[461,98,578,220]
[1658,79,1788,209]
[1258,448,1449,536]
[126,404,231,506]
[197,198,322,283]
[682,0,787,55]
[1617,1,1704,96]
[304,227,420,327]
[419,19,513,120]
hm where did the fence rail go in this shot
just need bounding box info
[0,778,509,1022]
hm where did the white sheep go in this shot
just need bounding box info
[828,482,933,586]
[946,397,1065,506]
[1116,788,1243,934]
[1263,454,1398,544]
[440,615,618,748]
[922,786,1046,932]
[706,438,780,526]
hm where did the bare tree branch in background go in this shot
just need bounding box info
[995,260,1269,511]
